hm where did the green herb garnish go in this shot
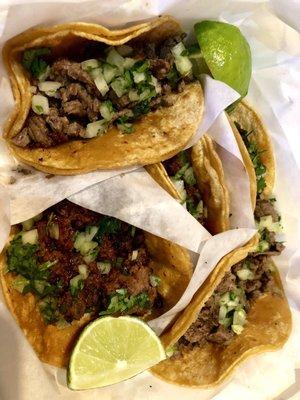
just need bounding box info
[234,122,267,195]
[100,289,151,315]
[22,48,50,78]
[94,216,122,243]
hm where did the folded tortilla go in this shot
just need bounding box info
[3,16,204,174]
[151,103,291,387]
[0,205,193,368]
[146,135,230,234]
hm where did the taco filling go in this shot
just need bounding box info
[177,196,283,350]
[163,150,207,224]
[6,200,163,325]
[12,34,195,148]
[174,115,285,351]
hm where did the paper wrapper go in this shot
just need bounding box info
[0,1,299,399]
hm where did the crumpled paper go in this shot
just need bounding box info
[68,172,256,333]
[0,74,245,225]
[0,1,299,400]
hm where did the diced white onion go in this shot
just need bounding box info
[31,94,49,115]
[131,250,139,261]
[81,59,100,71]
[133,71,146,84]
[38,81,61,95]
[94,74,109,96]
[97,261,111,275]
[21,229,38,245]
[78,264,89,279]
[231,324,244,335]
[85,120,107,138]
[236,268,254,281]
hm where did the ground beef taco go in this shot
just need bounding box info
[0,200,193,368]
[146,135,230,234]
[3,16,204,174]
[151,102,291,387]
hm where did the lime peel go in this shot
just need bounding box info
[194,20,252,97]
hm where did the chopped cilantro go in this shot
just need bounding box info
[166,65,180,88]
[7,235,57,298]
[132,60,150,73]
[39,297,59,324]
[234,122,267,195]
[22,48,50,78]
[133,100,150,118]
[94,216,122,243]
[100,289,151,315]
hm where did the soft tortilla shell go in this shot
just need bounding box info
[4,16,204,174]
[0,229,193,368]
[228,101,275,199]
[191,135,230,234]
[146,134,230,234]
[152,235,291,387]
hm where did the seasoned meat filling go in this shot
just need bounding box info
[163,150,207,225]
[179,254,279,350]
[13,34,194,148]
[177,198,284,352]
[6,200,161,324]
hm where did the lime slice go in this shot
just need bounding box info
[194,21,252,97]
[67,316,166,390]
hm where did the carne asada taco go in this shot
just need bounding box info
[3,16,204,174]
[146,135,230,234]
[0,200,193,368]
[151,102,291,387]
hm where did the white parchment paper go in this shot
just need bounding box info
[0,1,299,400]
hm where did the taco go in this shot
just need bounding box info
[146,135,230,234]
[0,200,193,368]
[3,16,204,175]
[151,102,291,386]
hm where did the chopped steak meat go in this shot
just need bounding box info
[11,128,31,147]
[16,34,194,148]
[163,150,206,225]
[178,254,279,351]
[62,100,86,117]
[27,115,53,147]
[50,59,96,90]
[150,58,173,79]
[65,122,86,138]
[255,198,279,221]
[9,200,160,324]
[163,154,185,177]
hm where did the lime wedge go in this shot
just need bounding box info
[67,316,166,390]
[194,21,252,97]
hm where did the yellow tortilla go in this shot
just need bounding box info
[152,105,289,386]
[0,228,193,368]
[228,101,276,202]
[146,135,230,234]
[152,234,291,387]
[3,16,204,174]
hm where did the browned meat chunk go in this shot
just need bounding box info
[54,200,100,229]
[158,34,186,59]
[65,122,86,138]
[60,83,100,121]
[255,199,279,221]
[11,128,31,147]
[207,325,235,345]
[163,155,185,176]
[63,100,86,117]
[28,115,53,147]
[150,58,173,79]
[50,59,95,89]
